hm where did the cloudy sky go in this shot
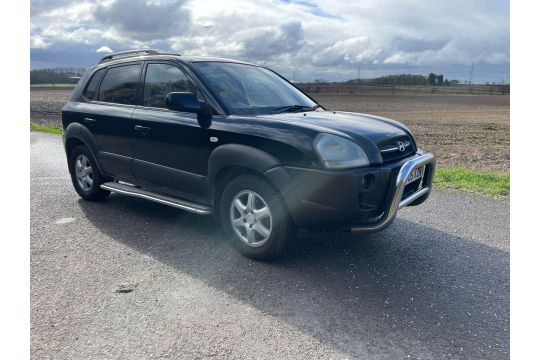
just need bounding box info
[30,0,509,83]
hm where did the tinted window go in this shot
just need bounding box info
[83,68,105,100]
[98,64,141,105]
[143,63,197,108]
[193,62,316,115]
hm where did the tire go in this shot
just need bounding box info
[219,174,295,260]
[68,145,110,201]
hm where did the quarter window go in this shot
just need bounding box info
[143,63,197,108]
[83,68,105,100]
[98,64,141,105]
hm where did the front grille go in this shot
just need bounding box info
[378,137,415,162]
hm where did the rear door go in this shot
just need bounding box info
[84,62,142,181]
[130,61,209,202]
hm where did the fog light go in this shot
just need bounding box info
[362,174,374,189]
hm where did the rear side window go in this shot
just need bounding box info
[83,68,105,100]
[143,63,197,108]
[98,64,141,105]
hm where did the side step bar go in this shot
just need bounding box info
[100,182,212,215]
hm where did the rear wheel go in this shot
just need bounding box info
[219,174,294,260]
[68,145,110,201]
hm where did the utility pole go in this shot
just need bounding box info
[468,62,475,85]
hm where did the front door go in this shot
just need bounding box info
[130,62,209,203]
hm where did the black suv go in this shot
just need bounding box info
[62,49,436,259]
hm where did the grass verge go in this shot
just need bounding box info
[30,122,64,135]
[30,83,76,88]
[434,167,509,196]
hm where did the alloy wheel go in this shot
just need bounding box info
[229,190,273,247]
[74,154,93,192]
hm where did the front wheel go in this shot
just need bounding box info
[68,145,110,201]
[219,174,295,260]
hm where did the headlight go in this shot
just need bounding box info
[314,133,370,169]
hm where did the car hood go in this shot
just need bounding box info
[251,110,417,164]
[258,110,414,145]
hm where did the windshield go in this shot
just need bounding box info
[193,62,318,115]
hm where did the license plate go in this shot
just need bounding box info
[405,166,424,185]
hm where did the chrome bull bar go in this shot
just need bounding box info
[351,152,436,232]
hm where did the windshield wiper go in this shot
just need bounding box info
[272,104,320,113]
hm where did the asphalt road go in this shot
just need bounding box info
[31,132,509,359]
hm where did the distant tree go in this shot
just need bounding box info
[444,79,450,86]
[30,67,85,85]
[428,73,437,85]
[344,74,428,86]
[426,73,446,86]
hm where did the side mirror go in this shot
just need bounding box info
[165,92,212,128]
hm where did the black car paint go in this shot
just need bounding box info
[129,107,209,202]
[62,55,418,229]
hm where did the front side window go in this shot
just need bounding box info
[83,68,105,100]
[193,62,317,115]
[98,64,141,105]
[143,63,197,108]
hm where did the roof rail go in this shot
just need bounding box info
[98,49,160,64]
[154,52,182,57]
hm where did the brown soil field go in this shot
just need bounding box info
[30,87,73,126]
[30,87,509,172]
[311,93,509,172]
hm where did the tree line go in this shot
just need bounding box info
[30,68,86,84]
[343,73,459,86]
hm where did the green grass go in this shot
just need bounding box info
[30,83,76,88]
[30,122,63,135]
[433,167,509,196]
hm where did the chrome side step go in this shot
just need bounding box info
[100,182,212,215]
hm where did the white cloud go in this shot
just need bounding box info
[312,37,383,67]
[30,35,48,49]
[30,0,509,82]
[383,52,413,65]
[96,46,113,53]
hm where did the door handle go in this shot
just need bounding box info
[134,125,151,133]
[83,117,96,126]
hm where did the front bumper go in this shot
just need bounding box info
[350,152,435,232]
[265,152,436,232]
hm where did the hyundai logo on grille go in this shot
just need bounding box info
[397,141,406,152]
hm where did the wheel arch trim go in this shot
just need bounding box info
[207,144,281,186]
[207,144,307,226]
[63,122,105,175]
